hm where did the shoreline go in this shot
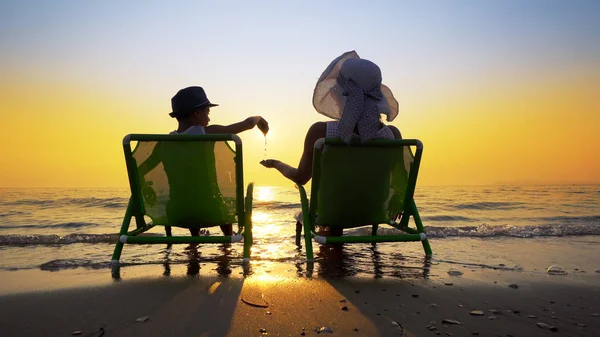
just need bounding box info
[1,256,599,336]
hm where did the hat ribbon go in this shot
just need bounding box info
[338,76,383,143]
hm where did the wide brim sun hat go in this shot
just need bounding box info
[312,51,398,123]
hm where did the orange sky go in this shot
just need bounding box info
[1,2,599,188]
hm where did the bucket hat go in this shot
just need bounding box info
[169,86,218,118]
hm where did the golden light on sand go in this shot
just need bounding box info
[208,281,221,294]
[247,262,288,283]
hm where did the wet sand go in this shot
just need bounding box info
[1,262,599,337]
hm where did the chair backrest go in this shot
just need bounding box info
[309,138,422,227]
[123,134,244,228]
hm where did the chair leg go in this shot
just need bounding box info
[243,223,252,261]
[303,218,314,261]
[165,226,172,237]
[411,200,432,256]
[243,183,254,262]
[112,240,125,263]
[112,200,134,263]
[297,185,313,261]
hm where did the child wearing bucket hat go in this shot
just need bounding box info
[159,86,269,236]
[169,86,269,136]
[260,51,401,185]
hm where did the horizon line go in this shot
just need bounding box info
[1,182,599,189]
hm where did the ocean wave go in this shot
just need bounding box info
[2,222,600,246]
[540,215,600,224]
[40,259,113,271]
[0,211,29,218]
[0,222,99,230]
[425,215,475,222]
[356,223,600,238]
[254,201,302,209]
[3,199,55,207]
[2,197,128,209]
[425,223,600,238]
[0,233,117,245]
[454,201,525,210]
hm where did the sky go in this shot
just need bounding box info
[0,0,599,188]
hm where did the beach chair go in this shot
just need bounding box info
[111,134,253,263]
[297,138,432,261]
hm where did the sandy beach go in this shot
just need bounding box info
[1,254,599,337]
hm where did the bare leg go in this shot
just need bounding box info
[316,226,343,237]
[220,224,233,236]
[295,221,302,246]
[329,227,343,237]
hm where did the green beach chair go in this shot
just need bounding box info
[297,138,432,261]
[111,134,253,263]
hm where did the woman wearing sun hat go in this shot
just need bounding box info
[260,51,401,185]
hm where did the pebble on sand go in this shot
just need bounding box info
[447,268,464,276]
[508,283,519,289]
[547,265,567,275]
[536,322,558,331]
[470,310,484,316]
[317,326,334,333]
[72,331,82,336]
[392,321,409,336]
[441,319,461,325]
[136,316,150,323]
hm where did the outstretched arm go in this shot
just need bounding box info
[137,144,162,177]
[261,122,326,185]
[206,116,269,135]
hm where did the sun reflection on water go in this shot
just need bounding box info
[250,185,292,261]
[255,186,275,202]
[252,211,287,237]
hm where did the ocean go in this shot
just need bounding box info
[1,185,599,279]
